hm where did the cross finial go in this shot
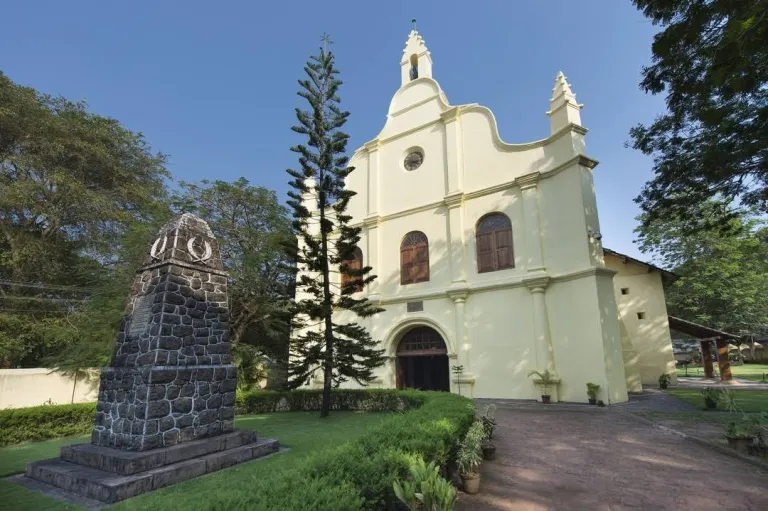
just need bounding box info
[411,18,417,31]
[321,33,333,52]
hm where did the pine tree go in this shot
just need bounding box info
[285,37,385,417]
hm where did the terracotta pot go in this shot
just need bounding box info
[541,395,551,404]
[482,444,496,460]
[726,436,754,454]
[588,398,597,405]
[461,473,481,494]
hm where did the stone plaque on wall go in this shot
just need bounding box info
[126,294,153,340]
[407,301,423,313]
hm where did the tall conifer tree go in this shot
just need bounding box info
[285,37,384,417]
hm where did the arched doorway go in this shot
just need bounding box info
[396,326,450,391]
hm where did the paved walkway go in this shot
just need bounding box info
[456,404,768,511]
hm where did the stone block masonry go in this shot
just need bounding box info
[91,214,237,451]
[18,213,281,505]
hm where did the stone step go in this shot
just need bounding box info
[25,438,279,504]
[60,429,257,475]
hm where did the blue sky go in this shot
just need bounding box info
[1,1,665,260]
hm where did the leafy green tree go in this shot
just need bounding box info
[285,40,385,417]
[637,202,768,340]
[630,0,768,233]
[41,215,172,374]
[0,71,169,368]
[173,178,295,388]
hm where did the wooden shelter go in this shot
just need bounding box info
[668,316,741,381]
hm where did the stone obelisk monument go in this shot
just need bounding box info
[23,214,279,505]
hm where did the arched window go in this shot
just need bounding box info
[476,213,514,273]
[340,247,363,293]
[400,231,429,284]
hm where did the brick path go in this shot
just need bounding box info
[456,405,768,511]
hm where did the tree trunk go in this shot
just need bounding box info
[319,189,333,418]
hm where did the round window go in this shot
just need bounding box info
[404,150,424,171]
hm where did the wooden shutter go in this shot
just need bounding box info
[401,231,429,285]
[349,251,363,292]
[401,247,414,284]
[476,214,514,273]
[476,232,495,273]
[495,229,514,269]
[341,248,363,292]
[414,245,430,282]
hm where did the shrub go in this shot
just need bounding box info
[227,390,474,510]
[394,457,456,511]
[236,388,429,414]
[0,402,95,446]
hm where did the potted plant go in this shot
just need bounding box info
[527,369,556,403]
[586,382,600,405]
[699,387,721,410]
[658,373,671,389]
[457,421,484,494]
[725,420,754,454]
[480,404,497,460]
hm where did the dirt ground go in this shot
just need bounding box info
[456,405,768,511]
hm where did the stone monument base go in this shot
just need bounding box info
[22,430,279,504]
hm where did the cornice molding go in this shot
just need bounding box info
[351,154,598,230]
[374,265,617,305]
[517,172,541,191]
[443,191,463,208]
[545,100,584,117]
[523,275,551,292]
[362,140,380,153]
[439,106,462,123]
[362,214,380,229]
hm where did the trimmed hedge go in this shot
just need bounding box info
[0,403,96,446]
[235,388,429,414]
[2,389,474,511]
[225,389,475,511]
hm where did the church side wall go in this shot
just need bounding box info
[604,255,677,385]
[537,167,593,274]
[546,276,627,403]
[464,287,537,399]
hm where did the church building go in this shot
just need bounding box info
[303,29,677,404]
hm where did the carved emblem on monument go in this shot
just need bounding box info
[149,235,167,260]
[187,235,212,263]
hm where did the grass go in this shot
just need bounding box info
[0,411,387,511]
[665,388,768,412]
[676,363,768,382]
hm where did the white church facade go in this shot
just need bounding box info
[303,30,677,404]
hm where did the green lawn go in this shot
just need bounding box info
[0,411,387,511]
[677,363,768,382]
[665,388,768,412]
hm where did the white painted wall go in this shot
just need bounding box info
[299,30,631,403]
[0,368,99,409]
[605,254,677,385]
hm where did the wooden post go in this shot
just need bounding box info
[715,339,733,381]
[701,340,714,378]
